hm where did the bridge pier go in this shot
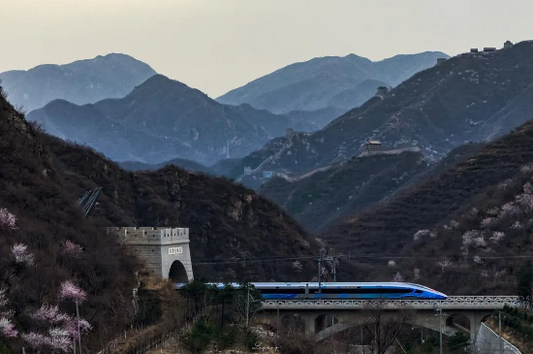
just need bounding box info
[302,314,315,337]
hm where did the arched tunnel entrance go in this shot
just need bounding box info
[169,260,189,283]
[315,314,339,334]
[446,313,471,334]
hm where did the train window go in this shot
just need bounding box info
[381,288,412,294]
[414,290,423,294]
[260,288,306,294]
[320,288,412,294]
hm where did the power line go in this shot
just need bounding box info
[190,252,533,266]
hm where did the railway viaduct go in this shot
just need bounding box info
[103,224,520,345]
[257,296,521,343]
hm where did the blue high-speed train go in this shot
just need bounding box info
[175,282,447,300]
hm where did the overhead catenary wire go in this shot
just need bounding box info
[190,252,533,266]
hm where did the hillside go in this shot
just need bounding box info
[43,134,320,283]
[284,106,346,131]
[0,85,138,352]
[0,83,324,351]
[227,40,533,179]
[217,51,448,114]
[0,53,156,111]
[259,151,428,233]
[119,157,214,175]
[27,75,318,166]
[323,116,533,294]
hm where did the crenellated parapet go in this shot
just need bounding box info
[106,227,190,245]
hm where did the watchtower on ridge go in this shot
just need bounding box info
[364,140,382,152]
[106,227,194,283]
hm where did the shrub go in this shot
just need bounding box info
[134,287,162,327]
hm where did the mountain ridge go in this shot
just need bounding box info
[27,74,320,166]
[0,53,157,111]
[217,51,449,114]
[324,115,533,294]
[224,40,533,185]
[259,151,428,233]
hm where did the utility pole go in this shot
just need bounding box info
[76,299,82,354]
[245,283,250,329]
[276,302,280,332]
[317,249,338,299]
[435,302,446,354]
[317,250,324,299]
[499,311,503,353]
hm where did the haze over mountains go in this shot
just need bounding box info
[1,29,532,317]
[226,40,533,188]
[0,53,157,111]
[217,51,449,114]
[27,75,320,165]
[119,157,214,175]
[1,50,454,168]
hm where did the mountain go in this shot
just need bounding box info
[210,157,245,177]
[43,134,320,283]
[324,116,533,294]
[0,84,138,351]
[226,40,533,180]
[284,106,347,131]
[27,75,318,166]
[119,157,214,174]
[259,150,428,233]
[0,83,324,350]
[217,51,449,114]
[0,53,157,111]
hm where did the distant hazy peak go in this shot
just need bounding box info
[217,50,449,114]
[0,53,157,111]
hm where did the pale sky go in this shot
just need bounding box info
[1,0,532,98]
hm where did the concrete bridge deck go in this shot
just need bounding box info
[260,296,521,311]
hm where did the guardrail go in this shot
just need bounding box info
[260,296,522,311]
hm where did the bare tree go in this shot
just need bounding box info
[0,80,7,100]
[231,282,262,327]
[362,298,414,354]
[14,104,27,115]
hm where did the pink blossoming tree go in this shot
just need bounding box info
[0,317,17,338]
[490,231,505,243]
[58,280,89,352]
[30,304,70,324]
[0,289,17,338]
[62,240,83,258]
[0,208,16,230]
[59,281,87,303]
[392,271,404,282]
[11,243,35,266]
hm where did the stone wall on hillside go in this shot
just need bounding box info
[474,322,521,353]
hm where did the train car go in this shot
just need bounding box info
[250,282,446,300]
[174,282,447,300]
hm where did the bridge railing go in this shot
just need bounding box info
[260,296,522,311]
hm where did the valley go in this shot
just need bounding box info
[1,14,532,351]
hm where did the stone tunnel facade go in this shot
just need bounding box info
[106,227,194,282]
